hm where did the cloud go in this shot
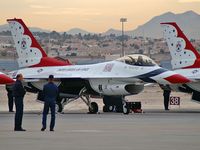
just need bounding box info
[30,5,51,9]
[178,0,200,3]
[24,0,38,2]
[32,8,102,16]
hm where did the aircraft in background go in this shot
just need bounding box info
[7,19,71,68]
[7,18,191,114]
[161,22,200,103]
[0,72,14,84]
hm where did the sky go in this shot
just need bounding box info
[0,0,200,32]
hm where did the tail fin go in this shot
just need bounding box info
[7,18,71,68]
[161,22,200,69]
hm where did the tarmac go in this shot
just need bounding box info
[1,85,200,150]
[0,110,200,150]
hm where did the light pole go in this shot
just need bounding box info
[120,18,127,57]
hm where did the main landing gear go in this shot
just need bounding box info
[79,88,99,114]
[122,100,130,115]
[103,96,130,114]
[38,89,99,114]
[56,102,64,113]
[56,98,75,113]
[56,88,99,114]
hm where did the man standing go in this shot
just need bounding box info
[13,74,26,131]
[41,75,58,132]
[6,83,14,112]
[163,90,171,110]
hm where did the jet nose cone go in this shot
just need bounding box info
[164,74,191,84]
[0,74,14,84]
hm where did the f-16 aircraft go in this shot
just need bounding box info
[7,18,191,114]
[0,72,14,84]
[161,22,200,103]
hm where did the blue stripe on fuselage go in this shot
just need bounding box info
[136,68,168,83]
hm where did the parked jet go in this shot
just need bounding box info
[161,22,200,103]
[7,18,191,114]
[0,72,14,84]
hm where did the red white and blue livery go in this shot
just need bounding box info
[7,18,191,114]
[161,22,200,103]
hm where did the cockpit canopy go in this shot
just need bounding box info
[116,54,157,66]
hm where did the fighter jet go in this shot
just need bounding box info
[161,22,200,103]
[7,18,191,114]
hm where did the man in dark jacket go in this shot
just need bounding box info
[6,83,14,112]
[163,90,171,110]
[41,75,58,132]
[13,74,26,131]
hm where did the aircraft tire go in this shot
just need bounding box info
[103,105,109,112]
[89,102,99,114]
[103,105,114,112]
[56,102,63,113]
[108,105,114,112]
[122,102,130,115]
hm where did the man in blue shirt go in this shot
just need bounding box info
[41,75,59,131]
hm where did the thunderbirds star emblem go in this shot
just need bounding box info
[103,63,114,72]
[21,38,27,50]
[176,41,182,52]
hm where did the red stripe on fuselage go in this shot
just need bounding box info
[164,74,191,84]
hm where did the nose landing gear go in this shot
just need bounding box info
[79,87,99,114]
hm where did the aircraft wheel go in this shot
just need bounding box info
[89,102,98,114]
[103,105,114,112]
[56,102,63,113]
[103,105,108,112]
[108,105,115,112]
[122,102,130,115]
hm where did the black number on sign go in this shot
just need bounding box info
[170,96,180,105]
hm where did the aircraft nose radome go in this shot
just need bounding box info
[0,74,14,84]
[164,74,191,84]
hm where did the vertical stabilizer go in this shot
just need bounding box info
[7,18,71,68]
[161,22,200,69]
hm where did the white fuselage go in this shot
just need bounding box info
[172,68,200,92]
[8,60,188,96]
